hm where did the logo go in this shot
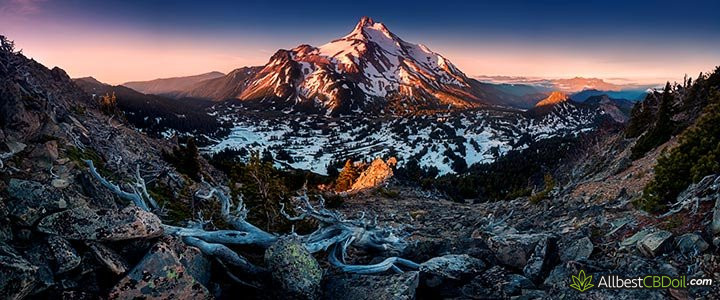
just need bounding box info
[570,270,595,292]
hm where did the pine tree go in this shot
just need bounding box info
[100,92,118,116]
[335,160,359,191]
[630,82,676,159]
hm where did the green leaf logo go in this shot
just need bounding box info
[569,270,595,292]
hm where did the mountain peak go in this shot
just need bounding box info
[356,16,376,27]
[344,16,394,42]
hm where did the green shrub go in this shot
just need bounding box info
[376,187,400,199]
[529,173,555,204]
[637,92,720,212]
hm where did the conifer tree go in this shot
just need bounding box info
[335,159,359,191]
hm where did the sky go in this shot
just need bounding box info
[1,0,719,85]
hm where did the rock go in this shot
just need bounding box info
[37,206,163,241]
[502,274,535,296]
[543,264,570,289]
[28,140,59,166]
[712,194,720,235]
[675,233,709,255]
[108,240,211,299]
[560,236,593,262]
[7,178,68,226]
[47,235,81,273]
[265,237,322,299]
[349,157,396,191]
[522,236,558,283]
[637,230,673,258]
[51,178,70,188]
[420,254,486,285]
[164,236,211,287]
[620,227,656,248]
[512,289,547,300]
[23,241,55,293]
[419,254,486,296]
[487,233,547,269]
[459,265,510,299]
[0,243,38,299]
[87,241,129,275]
[322,271,419,300]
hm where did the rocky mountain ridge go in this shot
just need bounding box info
[122,71,225,96]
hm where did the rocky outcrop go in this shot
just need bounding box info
[349,157,397,191]
[37,206,163,241]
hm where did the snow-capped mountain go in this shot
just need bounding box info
[183,17,517,115]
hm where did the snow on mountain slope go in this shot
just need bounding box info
[201,103,607,176]
[184,17,517,115]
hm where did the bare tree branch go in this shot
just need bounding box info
[85,159,150,211]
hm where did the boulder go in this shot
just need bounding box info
[37,206,163,241]
[559,236,593,262]
[7,178,68,226]
[322,271,419,300]
[502,274,535,297]
[87,241,129,275]
[47,235,81,273]
[265,237,322,299]
[713,192,720,235]
[637,230,673,258]
[164,236,211,287]
[0,243,38,299]
[22,241,55,293]
[420,254,486,285]
[459,265,511,299]
[620,227,656,248]
[674,233,709,255]
[108,240,211,299]
[522,236,558,283]
[419,254,486,296]
[487,233,547,269]
[543,264,570,289]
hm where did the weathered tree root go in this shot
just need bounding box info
[85,160,421,282]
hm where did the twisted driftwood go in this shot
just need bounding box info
[85,160,420,282]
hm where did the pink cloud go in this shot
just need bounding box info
[0,0,47,15]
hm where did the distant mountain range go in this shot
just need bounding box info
[475,75,656,93]
[122,71,225,96]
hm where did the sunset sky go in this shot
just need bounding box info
[1,0,719,85]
